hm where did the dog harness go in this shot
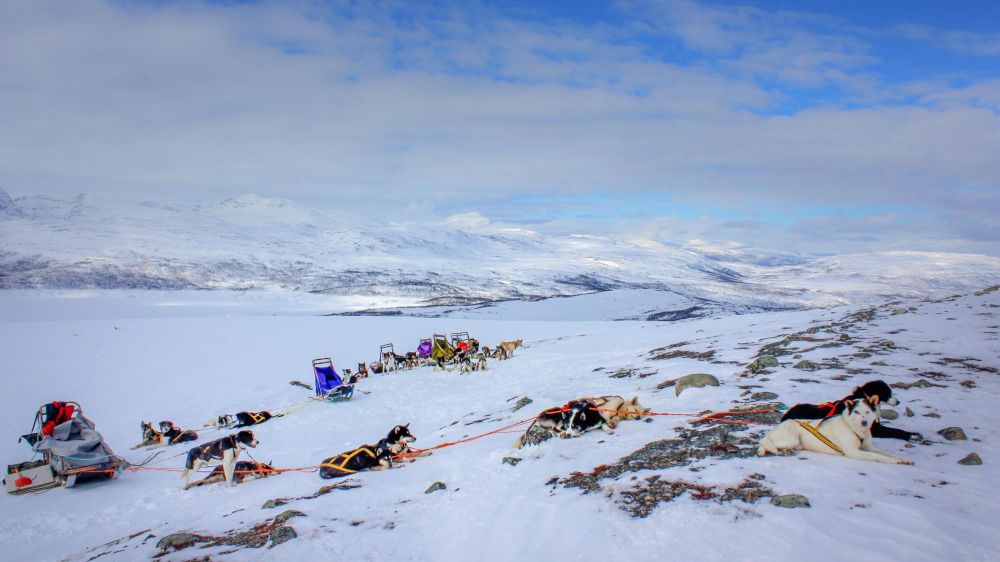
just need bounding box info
[817,401,839,418]
[795,420,843,454]
[247,412,268,425]
[187,435,239,469]
[321,446,378,475]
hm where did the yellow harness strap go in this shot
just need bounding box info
[320,447,376,474]
[796,421,843,454]
[250,412,265,424]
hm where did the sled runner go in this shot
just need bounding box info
[313,358,355,402]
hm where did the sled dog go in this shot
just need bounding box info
[759,398,912,464]
[181,430,259,489]
[782,380,919,441]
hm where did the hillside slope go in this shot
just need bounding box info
[0,287,997,560]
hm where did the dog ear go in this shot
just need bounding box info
[868,394,880,405]
[844,399,855,412]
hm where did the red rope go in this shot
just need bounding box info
[63,406,775,479]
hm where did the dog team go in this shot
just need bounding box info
[143,360,917,488]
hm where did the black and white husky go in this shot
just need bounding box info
[782,380,919,441]
[181,430,259,489]
[513,396,649,448]
[319,424,418,479]
[158,421,199,446]
[189,460,277,488]
[204,411,273,430]
[759,398,912,464]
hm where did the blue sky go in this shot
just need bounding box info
[1,0,998,255]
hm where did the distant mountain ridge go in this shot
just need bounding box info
[2,191,999,318]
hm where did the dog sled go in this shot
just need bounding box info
[431,333,455,363]
[450,331,477,351]
[416,338,433,359]
[6,401,125,494]
[379,343,401,372]
[313,358,355,402]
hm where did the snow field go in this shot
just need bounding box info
[0,289,998,561]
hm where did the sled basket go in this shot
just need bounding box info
[313,358,355,402]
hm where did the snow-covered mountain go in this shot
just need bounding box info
[2,189,998,319]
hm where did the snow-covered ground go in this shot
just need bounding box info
[0,287,998,561]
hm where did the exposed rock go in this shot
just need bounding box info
[655,378,676,390]
[425,481,447,494]
[771,494,810,508]
[262,480,362,508]
[958,453,983,465]
[156,532,203,551]
[748,356,778,373]
[881,409,899,420]
[289,380,312,390]
[793,360,817,370]
[512,397,533,412]
[273,510,305,525]
[960,380,976,389]
[515,422,555,448]
[870,360,888,366]
[617,476,774,518]
[750,392,778,401]
[938,427,968,441]
[651,349,716,361]
[674,373,720,396]
[923,412,941,418]
[892,379,946,390]
[905,407,914,417]
[502,457,522,466]
[648,341,690,353]
[269,526,297,546]
[789,378,820,384]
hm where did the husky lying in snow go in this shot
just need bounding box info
[782,379,920,441]
[189,460,278,488]
[319,424,419,479]
[134,421,198,448]
[759,398,913,465]
[181,430,259,489]
[158,421,198,446]
[134,421,162,449]
[204,411,273,430]
[514,396,650,448]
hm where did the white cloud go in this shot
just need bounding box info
[0,0,997,255]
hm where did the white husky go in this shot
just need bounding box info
[758,398,913,465]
